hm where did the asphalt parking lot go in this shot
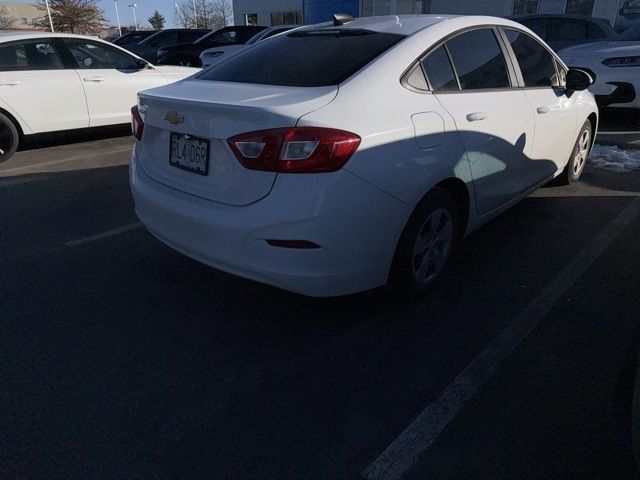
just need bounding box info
[2,126,640,480]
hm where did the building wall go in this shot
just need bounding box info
[304,0,360,24]
[233,0,303,26]
[2,2,43,30]
[429,0,514,16]
[235,0,632,31]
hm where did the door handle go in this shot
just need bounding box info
[82,76,105,82]
[466,112,487,122]
[0,80,20,86]
[537,106,550,114]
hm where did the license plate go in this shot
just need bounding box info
[169,132,210,176]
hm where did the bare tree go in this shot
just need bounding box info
[174,0,231,30]
[210,0,232,27]
[0,4,16,30]
[35,0,104,34]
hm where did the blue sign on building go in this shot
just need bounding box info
[303,0,360,24]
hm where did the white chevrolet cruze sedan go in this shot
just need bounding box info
[130,15,598,297]
[0,32,197,162]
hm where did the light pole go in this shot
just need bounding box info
[173,3,182,26]
[128,3,138,31]
[44,0,54,32]
[114,0,122,36]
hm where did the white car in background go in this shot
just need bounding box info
[0,32,198,162]
[131,15,597,297]
[199,25,299,68]
[559,23,640,113]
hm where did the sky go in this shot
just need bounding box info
[12,0,221,29]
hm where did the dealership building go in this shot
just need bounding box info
[233,0,640,31]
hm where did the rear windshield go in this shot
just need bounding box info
[197,29,405,87]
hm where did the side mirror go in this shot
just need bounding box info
[135,58,149,69]
[565,68,593,92]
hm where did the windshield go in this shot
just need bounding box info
[139,30,168,45]
[195,29,239,45]
[617,24,640,41]
[197,29,405,87]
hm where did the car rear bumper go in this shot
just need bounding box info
[130,151,410,297]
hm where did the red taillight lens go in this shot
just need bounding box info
[228,127,361,173]
[131,105,144,141]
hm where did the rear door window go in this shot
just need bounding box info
[421,45,458,91]
[445,29,511,90]
[145,31,178,48]
[0,39,64,71]
[198,29,405,87]
[504,29,559,87]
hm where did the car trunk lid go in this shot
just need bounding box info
[137,79,337,205]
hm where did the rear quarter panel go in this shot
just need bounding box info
[297,21,478,215]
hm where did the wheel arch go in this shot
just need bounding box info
[587,112,598,152]
[0,105,26,138]
[433,177,471,240]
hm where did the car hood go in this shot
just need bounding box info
[201,44,247,56]
[558,41,640,59]
[200,44,248,65]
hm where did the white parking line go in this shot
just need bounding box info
[65,222,143,247]
[363,196,640,480]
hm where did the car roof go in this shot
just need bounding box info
[0,31,108,43]
[303,15,458,36]
[302,14,533,37]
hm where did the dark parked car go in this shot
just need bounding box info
[124,28,210,63]
[112,30,156,47]
[156,25,267,67]
[510,14,617,51]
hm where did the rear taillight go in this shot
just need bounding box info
[131,105,144,141]
[228,127,361,173]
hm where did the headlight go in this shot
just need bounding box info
[602,56,640,67]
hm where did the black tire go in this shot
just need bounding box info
[556,120,592,185]
[0,112,19,164]
[387,188,459,298]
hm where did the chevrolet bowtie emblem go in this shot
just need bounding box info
[164,111,184,125]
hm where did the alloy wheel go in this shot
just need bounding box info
[573,128,591,177]
[412,208,454,284]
